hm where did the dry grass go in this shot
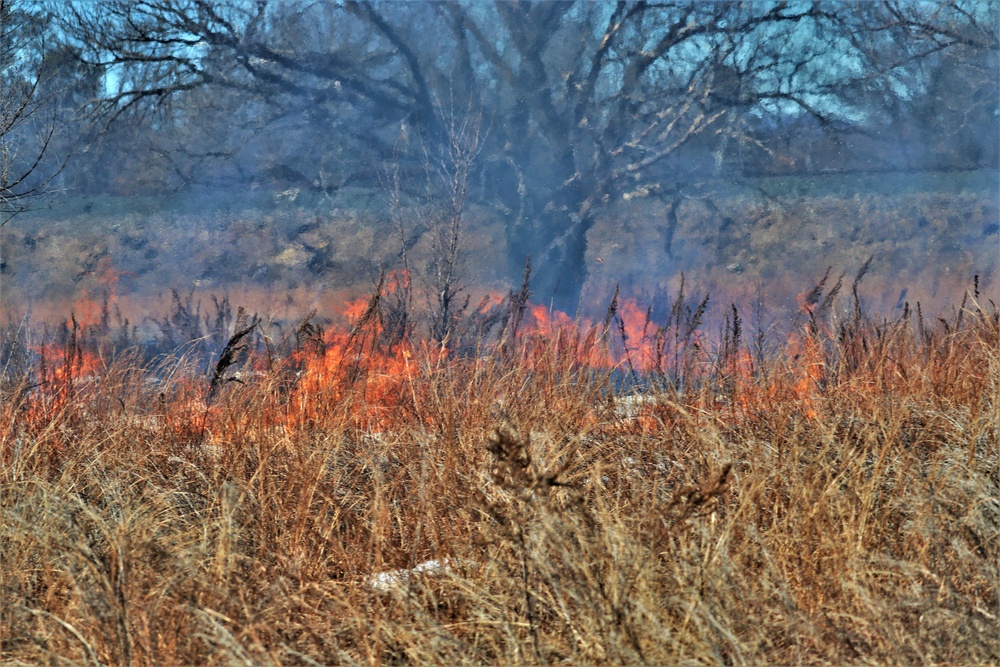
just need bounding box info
[1,286,998,665]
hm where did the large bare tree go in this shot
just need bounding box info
[52,0,998,310]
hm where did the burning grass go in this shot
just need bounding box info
[1,279,998,665]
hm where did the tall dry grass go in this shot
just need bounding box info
[1,289,998,665]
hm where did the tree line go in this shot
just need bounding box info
[2,0,997,310]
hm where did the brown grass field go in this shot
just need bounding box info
[1,272,998,666]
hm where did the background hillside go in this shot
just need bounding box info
[2,170,996,337]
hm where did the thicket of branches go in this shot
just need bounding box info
[3,0,998,308]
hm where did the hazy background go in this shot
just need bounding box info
[2,0,998,334]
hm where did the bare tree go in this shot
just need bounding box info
[422,103,485,343]
[1,0,65,224]
[52,0,998,310]
[822,0,999,171]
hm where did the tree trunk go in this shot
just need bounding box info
[505,208,593,315]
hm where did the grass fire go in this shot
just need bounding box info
[2,1,999,663]
[1,268,997,665]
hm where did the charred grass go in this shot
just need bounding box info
[1,287,998,666]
